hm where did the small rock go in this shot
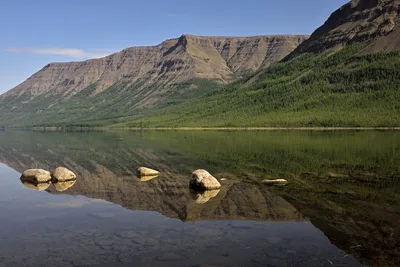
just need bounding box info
[189,169,221,190]
[263,179,288,185]
[137,167,160,177]
[52,167,77,181]
[191,189,220,204]
[53,180,77,192]
[21,169,52,183]
[220,178,228,181]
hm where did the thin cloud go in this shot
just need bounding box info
[166,13,185,18]
[6,47,113,59]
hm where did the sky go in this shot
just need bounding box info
[0,0,349,94]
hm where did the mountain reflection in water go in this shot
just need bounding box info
[0,130,399,267]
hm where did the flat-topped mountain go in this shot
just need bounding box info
[1,34,308,101]
[2,1,400,128]
[291,0,400,56]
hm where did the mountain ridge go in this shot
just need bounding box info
[1,0,400,127]
[289,0,400,57]
[0,34,308,101]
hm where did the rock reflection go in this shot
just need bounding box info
[137,175,159,182]
[1,130,399,267]
[190,189,220,204]
[53,180,77,192]
[21,180,51,191]
[20,177,77,192]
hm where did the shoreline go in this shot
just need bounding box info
[19,126,400,132]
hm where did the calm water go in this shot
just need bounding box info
[0,130,399,267]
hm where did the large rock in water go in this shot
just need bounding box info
[189,169,221,190]
[21,169,52,183]
[137,167,160,177]
[52,167,76,181]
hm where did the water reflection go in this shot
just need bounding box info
[137,175,159,182]
[0,130,399,266]
[190,189,220,204]
[53,179,77,191]
[20,174,77,192]
[21,180,51,191]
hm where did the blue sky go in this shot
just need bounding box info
[0,0,348,94]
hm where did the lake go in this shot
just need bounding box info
[0,130,399,267]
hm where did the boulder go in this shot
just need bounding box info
[137,167,160,177]
[263,179,288,185]
[189,169,221,190]
[52,167,76,181]
[191,189,220,204]
[21,169,52,183]
[53,180,77,192]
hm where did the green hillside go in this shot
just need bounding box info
[111,44,400,128]
[1,44,399,128]
[0,78,223,127]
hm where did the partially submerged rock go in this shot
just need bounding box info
[138,175,159,182]
[53,180,77,192]
[137,167,160,177]
[263,179,288,185]
[52,167,76,181]
[191,189,220,204]
[21,169,52,183]
[189,169,221,190]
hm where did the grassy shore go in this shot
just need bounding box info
[25,126,400,132]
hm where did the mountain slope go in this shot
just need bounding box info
[2,0,400,128]
[290,0,400,56]
[113,0,400,128]
[0,34,308,126]
[0,35,307,101]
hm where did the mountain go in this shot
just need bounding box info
[290,0,400,56]
[113,0,400,128]
[1,0,400,128]
[0,34,306,113]
[0,34,309,127]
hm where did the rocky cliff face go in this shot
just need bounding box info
[290,0,400,56]
[1,34,308,101]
